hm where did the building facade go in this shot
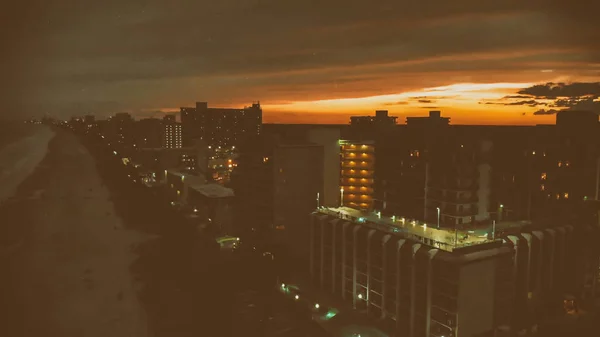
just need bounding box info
[309,207,600,337]
[162,115,182,149]
[180,101,262,148]
[340,140,375,211]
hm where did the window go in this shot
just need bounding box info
[263,156,270,163]
[565,161,570,167]
[541,173,547,180]
[556,193,560,200]
[558,161,562,167]
[540,184,545,191]
[564,193,569,199]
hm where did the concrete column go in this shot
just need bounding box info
[320,221,325,288]
[425,249,439,337]
[352,226,360,309]
[381,235,391,320]
[341,222,349,300]
[309,214,316,281]
[409,244,421,337]
[545,229,556,291]
[366,229,376,316]
[332,221,337,294]
[395,240,406,334]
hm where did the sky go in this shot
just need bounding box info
[3,0,600,124]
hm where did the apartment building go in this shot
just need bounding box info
[424,137,493,228]
[310,207,513,337]
[162,114,182,149]
[309,207,600,337]
[180,101,262,148]
[340,140,375,211]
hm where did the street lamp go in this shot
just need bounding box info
[436,207,441,229]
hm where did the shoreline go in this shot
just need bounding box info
[0,129,151,337]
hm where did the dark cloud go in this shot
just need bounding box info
[384,101,410,106]
[3,0,600,118]
[418,99,434,104]
[517,82,600,99]
[505,100,543,107]
[533,109,560,115]
[503,95,533,99]
[482,100,544,107]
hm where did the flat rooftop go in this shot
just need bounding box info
[189,183,234,198]
[315,207,516,252]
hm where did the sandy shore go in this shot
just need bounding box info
[0,125,55,202]
[0,130,150,337]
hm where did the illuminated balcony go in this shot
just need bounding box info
[341,160,374,169]
[341,145,374,153]
[341,177,374,186]
[341,169,374,178]
[345,201,373,209]
[342,186,374,194]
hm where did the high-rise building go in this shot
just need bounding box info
[163,115,182,149]
[135,118,163,148]
[339,140,375,210]
[180,106,199,147]
[527,111,600,221]
[350,110,397,140]
[180,101,262,148]
[424,137,493,228]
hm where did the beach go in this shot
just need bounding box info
[0,129,150,337]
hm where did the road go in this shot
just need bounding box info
[0,131,150,337]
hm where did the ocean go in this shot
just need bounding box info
[0,122,55,201]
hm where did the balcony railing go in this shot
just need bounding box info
[341,170,374,178]
[342,186,374,194]
[441,207,478,217]
[429,166,478,178]
[342,153,374,160]
[341,178,374,186]
[427,180,479,191]
[426,193,478,204]
[341,160,374,169]
[341,145,375,153]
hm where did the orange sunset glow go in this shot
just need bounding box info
[5,1,599,124]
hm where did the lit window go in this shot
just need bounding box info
[541,173,547,180]
[558,161,562,167]
[556,193,560,200]
[263,157,269,163]
[540,184,545,191]
[565,161,570,167]
[564,193,569,199]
